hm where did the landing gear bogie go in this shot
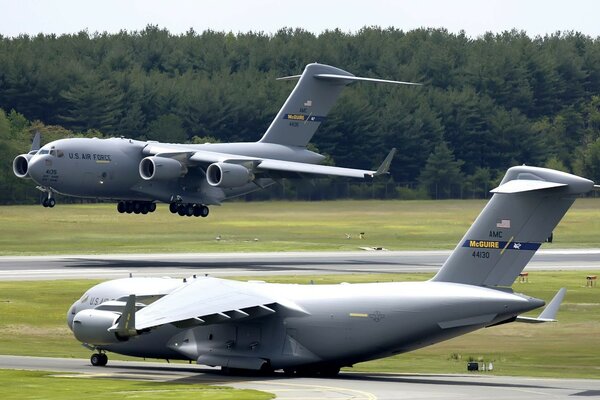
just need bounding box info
[171,202,209,218]
[117,201,156,215]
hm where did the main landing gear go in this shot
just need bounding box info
[117,201,157,215]
[169,202,209,218]
[90,352,108,367]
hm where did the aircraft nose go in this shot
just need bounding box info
[67,302,77,331]
[27,156,44,184]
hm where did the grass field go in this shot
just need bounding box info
[0,370,272,400]
[1,199,600,255]
[1,272,598,379]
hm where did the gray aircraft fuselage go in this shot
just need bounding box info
[68,277,541,370]
[23,137,322,204]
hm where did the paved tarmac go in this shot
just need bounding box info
[0,249,599,280]
[1,355,598,400]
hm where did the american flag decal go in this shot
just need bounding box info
[496,219,511,228]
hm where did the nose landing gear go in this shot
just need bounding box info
[41,192,55,208]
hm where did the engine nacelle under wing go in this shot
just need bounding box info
[72,309,126,345]
[13,153,33,179]
[139,156,186,181]
[206,162,254,188]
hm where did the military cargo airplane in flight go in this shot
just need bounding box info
[13,63,413,218]
[67,166,591,375]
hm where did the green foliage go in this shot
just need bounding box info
[419,142,464,199]
[147,114,186,143]
[574,138,600,181]
[0,370,272,400]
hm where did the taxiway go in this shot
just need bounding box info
[1,355,598,400]
[0,249,599,280]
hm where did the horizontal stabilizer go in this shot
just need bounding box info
[314,74,422,86]
[491,179,567,194]
[516,288,566,323]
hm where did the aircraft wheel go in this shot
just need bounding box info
[283,368,296,376]
[42,198,48,207]
[48,198,56,208]
[169,203,178,214]
[185,204,194,217]
[193,205,202,217]
[177,204,186,216]
[200,205,209,218]
[117,202,125,213]
[125,202,133,213]
[140,203,149,214]
[149,203,157,213]
[90,353,103,367]
[99,353,108,366]
[133,202,142,214]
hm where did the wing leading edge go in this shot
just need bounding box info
[144,144,396,179]
[132,277,308,330]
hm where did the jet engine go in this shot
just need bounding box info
[139,156,186,181]
[13,154,33,179]
[72,309,126,345]
[206,162,254,188]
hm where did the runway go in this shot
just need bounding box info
[1,355,598,399]
[0,249,599,280]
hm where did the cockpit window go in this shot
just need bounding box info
[56,150,64,158]
[49,146,56,157]
[38,149,49,155]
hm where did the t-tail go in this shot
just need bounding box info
[432,166,594,287]
[259,63,420,147]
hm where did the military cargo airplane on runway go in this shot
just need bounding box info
[67,166,591,375]
[12,63,413,218]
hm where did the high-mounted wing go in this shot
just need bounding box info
[132,277,308,330]
[143,144,396,179]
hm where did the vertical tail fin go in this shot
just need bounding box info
[259,63,420,147]
[432,166,594,287]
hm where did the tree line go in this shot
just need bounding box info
[1,26,600,204]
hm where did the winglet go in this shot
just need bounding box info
[30,131,41,152]
[371,148,397,177]
[538,287,567,320]
[109,294,137,337]
[516,288,566,323]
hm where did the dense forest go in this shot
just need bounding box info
[1,26,600,204]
